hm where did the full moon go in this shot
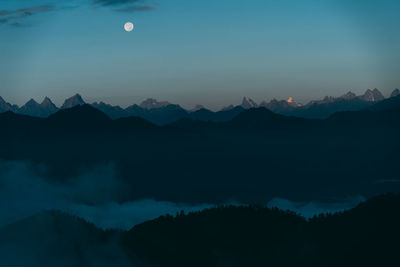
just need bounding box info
[124,22,134,32]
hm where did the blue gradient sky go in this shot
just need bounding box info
[1,0,399,109]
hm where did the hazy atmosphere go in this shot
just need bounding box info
[1,1,400,266]
[1,0,400,108]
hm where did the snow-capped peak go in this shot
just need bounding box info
[139,98,170,110]
[286,97,302,107]
[241,97,258,109]
[390,89,400,98]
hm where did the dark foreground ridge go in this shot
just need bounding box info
[1,194,400,267]
[1,99,400,203]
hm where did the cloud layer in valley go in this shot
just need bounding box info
[0,160,365,231]
[0,160,212,230]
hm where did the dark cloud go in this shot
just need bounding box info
[0,1,155,27]
[116,5,156,12]
[0,5,55,17]
[9,22,26,28]
[93,0,144,6]
[0,5,55,26]
[93,0,157,12]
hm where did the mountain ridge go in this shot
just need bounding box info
[1,88,399,124]
[1,97,399,136]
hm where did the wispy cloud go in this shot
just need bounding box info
[0,5,55,27]
[93,0,142,6]
[93,0,145,6]
[116,5,156,12]
[0,0,156,27]
[0,5,55,17]
[0,160,212,230]
[92,0,157,12]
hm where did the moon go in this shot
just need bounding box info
[124,22,134,32]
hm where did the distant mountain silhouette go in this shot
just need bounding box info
[359,88,385,102]
[241,96,258,109]
[259,97,301,114]
[290,97,374,118]
[188,106,244,122]
[124,104,144,116]
[123,102,188,125]
[368,94,400,111]
[390,88,400,98]
[284,89,385,118]
[41,96,59,112]
[93,99,189,125]
[0,96,18,113]
[186,108,214,121]
[91,101,126,119]
[139,98,170,110]
[1,104,399,203]
[0,104,159,137]
[138,104,188,125]
[61,93,86,109]
[191,104,206,112]
[340,91,357,100]
[225,107,314,130]
[18,97,58,117]
[0,88,397,123]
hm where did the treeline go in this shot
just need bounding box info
[2,194,400,266]
[123,194,400,267]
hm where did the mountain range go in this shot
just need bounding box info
[2,93,399,135]
[1,94,399,203]
[0,88,398,125]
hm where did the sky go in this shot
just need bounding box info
[1,0,400,109]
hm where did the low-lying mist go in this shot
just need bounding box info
[0,160,364,230]
[0,160,213,230]
[267,196,365,218]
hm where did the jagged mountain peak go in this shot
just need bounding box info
[139,98,171,110]
[287,97,295,103]
[258,97,301,111]
[0,96,18,112]
[41,96,53,105]
[322,96,336,103]
[40,97,58,112]
[191,104,206,112]
[241,97,258,109]
[287,97,302,107]
[92,101,112,107]
[221,105,235,111]
[61,94,86,109]
[391,88,400,98]
[339,91,357,100]
[360,88,384,102]
[25,98,40,106]
[18,97,58,117]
